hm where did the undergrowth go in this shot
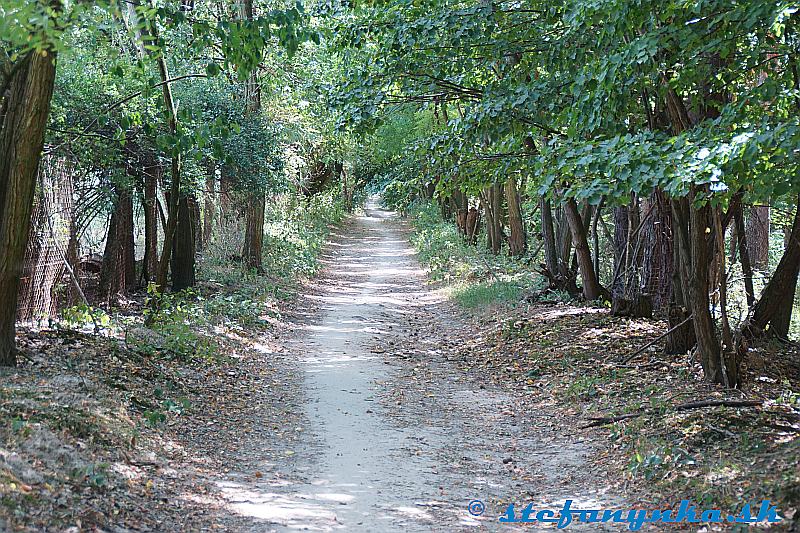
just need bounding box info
[405,200,543,307]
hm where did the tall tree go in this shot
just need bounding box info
[0,49,57,366]
[240,0,266,272]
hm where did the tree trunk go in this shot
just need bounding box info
[540,197,558,275]
[465,206,480,245]
[191,193,202,252]
[611,205,629,303]
[732,201,755,307]
[170,194,196,290]
[666,197,697,354]
[148,45,181,292]
[714,205,739,386]
[591,200,602,279]
[99,188,136,301]
[555,205,573,280]
[0,50,57,366]
[237,0,266,272]
[676,187,734,386]
[745,197,800,338]
[746,205,770,270]
[453,188,468,235]
[242,192,265,271]
[202,164,215,247]
[124,0,182,294]
[342,165,353,212]
[564,198,604,300]
[154,143,181,292]
[481,183,502,255]
[218,167,233,223]
[640,190,673,312]
[140,162,160,286]
[504,176,526,256]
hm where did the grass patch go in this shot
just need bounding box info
[404,200,543,307]
[451,280,522,308]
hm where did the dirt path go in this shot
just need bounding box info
[214,197,624,532]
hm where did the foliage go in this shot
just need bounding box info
[407,201,542,305]
[324,0,800,212]
[59,305,111,330]
[138,286,217,361]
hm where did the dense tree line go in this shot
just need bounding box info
[0,0,344,365]
[3,0,800,390]
[328,0,800,386]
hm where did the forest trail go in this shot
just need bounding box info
[214,197,622,532]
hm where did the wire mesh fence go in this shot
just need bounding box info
[16,154,88,323]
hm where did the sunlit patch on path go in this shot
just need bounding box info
[217,196,624,532]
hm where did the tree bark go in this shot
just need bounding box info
[238,0,266,272]
[591,200,602,278]
[481,183,502,255]
[564,198,604,300]
[99,187,136,301]
[611,205,629,303]
[666,197,697,354]
[202,162,215,247]
[170,194,196,290]
[555,205,573,280]
[732,201,755,307]
[745,197,800,338]
[640,190,673,312]
[242,192,265,271]
[504,176,526,256]
[680,187,734,386]
[540,197,558,275]
[191,193,202,252]
[0,50,57,366]
[453,187,468,235]
[746,205,770,270]
[141,162,160,286]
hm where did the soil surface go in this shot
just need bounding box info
[214,198,624,532]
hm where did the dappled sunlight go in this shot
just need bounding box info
[216,482,341,530]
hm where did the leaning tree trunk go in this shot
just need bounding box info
[745,196,800,338]
[0,50,57,366]
[127,0,182,294]
[149,40,182,293]
[564,198,604,300]
[170,194,196,290]
[504,176,526,256]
